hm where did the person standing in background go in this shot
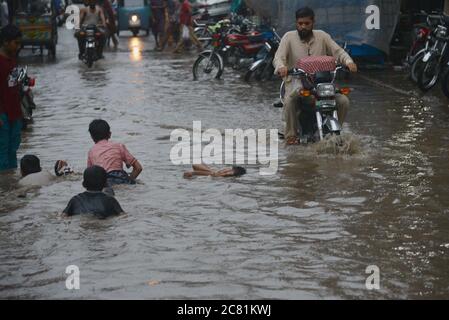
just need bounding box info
[100,0,118,48]
[173,0,202,53]
[151,0,166,51]
[0,0,9,28]
[157,0,178,51]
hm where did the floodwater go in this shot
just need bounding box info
[1,28,449,299]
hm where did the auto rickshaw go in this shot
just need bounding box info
[13,0,58,57]
[117,0,151,37]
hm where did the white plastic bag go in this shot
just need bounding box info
[182,25,190,41]
[289,77,304,98]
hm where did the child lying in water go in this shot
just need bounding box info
[184,164,247,179]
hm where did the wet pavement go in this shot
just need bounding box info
[1,28,449,299]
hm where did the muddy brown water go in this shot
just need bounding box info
[1,29,449,299]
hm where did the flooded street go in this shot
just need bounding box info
[1,28,449,299]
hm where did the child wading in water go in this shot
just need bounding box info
[63,165,124,219]
[87,119,143,187]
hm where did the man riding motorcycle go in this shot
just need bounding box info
[273,7,358,145]
[75,0,107,60]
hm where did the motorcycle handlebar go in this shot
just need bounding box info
[287,65,348,76]
[287,68,306,76]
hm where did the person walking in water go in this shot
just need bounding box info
[151,0,166,51]
[157,0,179,51]
[173,0,202,53]
[100,0,118,49]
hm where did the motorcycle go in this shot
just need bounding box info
[409,12,441,83]
[245,27,281,82]
[192,27,226,80]
[222,31,269,70]
[79,24,103,68]
[280,56,351,143]
[194,18,231,49]
[192,24,278,80]
[17,66,36,130]
[193,13,254,49]
[415,14,449,91]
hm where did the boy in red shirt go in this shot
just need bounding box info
[0,25,23,171]
[173,0,203,53]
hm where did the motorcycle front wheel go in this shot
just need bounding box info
[86,48,94,68]
[418,55,441,91]
[192,53,223,81]
[279,81,286,105]
[409,50,426,83]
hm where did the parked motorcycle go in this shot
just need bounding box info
[79,24,103,68]
[194,18,231,49]
[415,14,449,91]
[192,28,226,80]
[222,31,267,70]
[406,11,439,66]
[192,24,278,80]
[245,27,281,82]
[280,56,351,143]
[17,66,36,130]
[194,14,255,49]
[409,12,443,83]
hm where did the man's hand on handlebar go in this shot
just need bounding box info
[347,62,358,73]
[278,66,288,78]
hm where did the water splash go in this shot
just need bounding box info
[313,133,361,156]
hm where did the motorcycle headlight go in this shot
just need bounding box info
[438,26,447,37]
[316,84,336,98]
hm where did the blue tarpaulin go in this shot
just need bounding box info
[244,0,401,55]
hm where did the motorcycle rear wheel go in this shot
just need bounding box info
[193,53,223,81]
[418,55,441,91]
